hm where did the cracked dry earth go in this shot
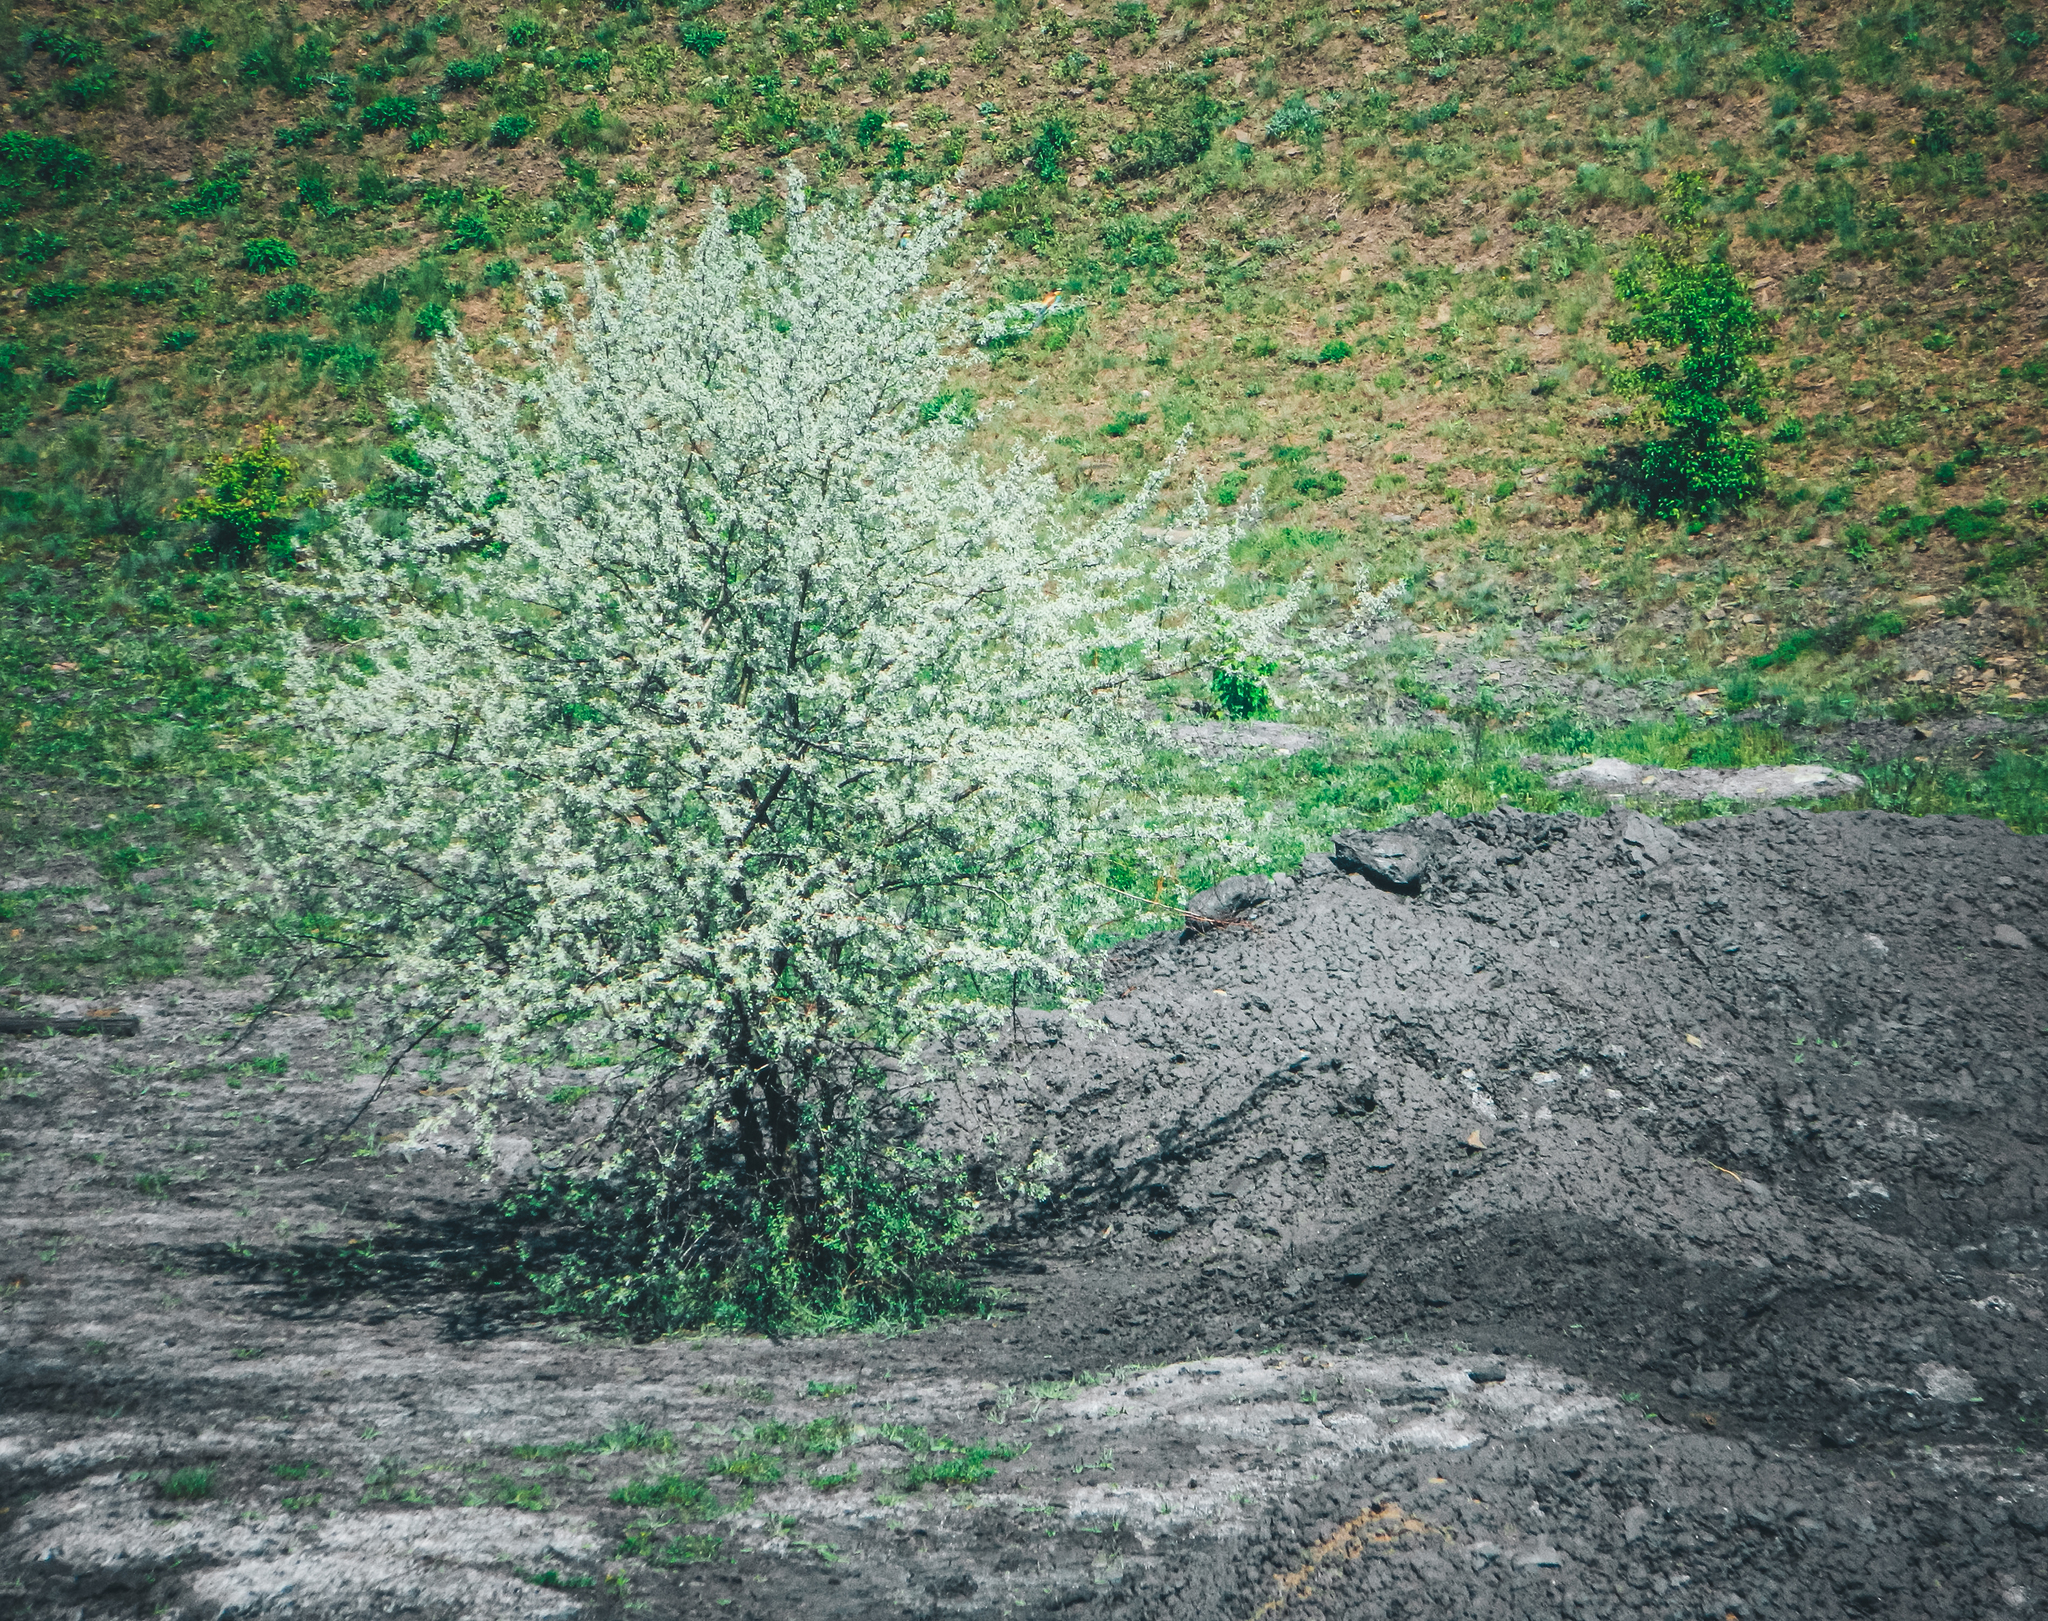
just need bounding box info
[5,806,2048,1620]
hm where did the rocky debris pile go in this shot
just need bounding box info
[936,804,2047,1613]
[925,802,2048,1612]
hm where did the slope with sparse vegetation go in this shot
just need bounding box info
[3,0,2047,977]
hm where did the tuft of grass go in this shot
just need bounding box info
[617,1525,724,1565]
[610,1473,720,1512]
[516,1419,675,1460]
[462,1473,554,1512]
[906,1441,1025,1488]
[706,1451,782,1486]
[516,1568,597,1588]
[1836,750,2048,834]
[162,1466,216,1500]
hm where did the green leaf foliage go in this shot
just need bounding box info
[1584,173,1771,518]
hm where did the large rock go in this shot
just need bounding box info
[1331,817,1450,893]
[1548,756,1862,803]
[1185,872,1287,922]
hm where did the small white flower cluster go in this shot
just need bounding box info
[249,174,1302,1162]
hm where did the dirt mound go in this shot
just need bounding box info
[4,808,2045,1620]
[931,804,2048,1614]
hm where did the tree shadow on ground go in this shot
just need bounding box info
[185,1200,543,1341]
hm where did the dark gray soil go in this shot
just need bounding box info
[4,808,2046,1620]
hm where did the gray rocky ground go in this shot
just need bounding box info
[4,806,2047,1619]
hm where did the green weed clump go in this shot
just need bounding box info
[1029,119,1077,182]
[613,1473,721,1510]
[162,1466,216,1500]
[241,238,299,274]
[361,97,423,133]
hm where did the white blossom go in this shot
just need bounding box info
[243,175,1301,1192]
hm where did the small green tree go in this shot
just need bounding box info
[1589,171,1772,519]
[175,426,302,566]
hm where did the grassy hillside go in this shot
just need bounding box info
[3,0,2047,988]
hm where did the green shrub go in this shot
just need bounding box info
[1318,339,1354,364]
[16,229,65,264]
[1099,88,1223,180]
[1028,118,1077,181]
[1749,607,1906,671]
[237,27,332,97]
[0,132,95,191]
[26,27,101,66]
[612,1474,720,1510]
[1266,91,1325,141]
[1089,2,1157,43]
[169,178,243,220]
[482,257,520,287]
[616,1527,723,1565]
[444,56,499,89]
[678,24,726,55]
[171,27,217,61]
[446,214,496,253]
[242,238,299,274]
[855,108,886,149]
[160,328,200,352]
[1101,215,1178,270]
[502,1117,976,1336]
[729,195,780,237]
[412,302,453,341]
[26,280,86,311]
[707,1451,781,1486]
[1212,661,1276,719]
[361,96,423,132]
[557,104,633,154]
[489,114,533,147]
[57,64,121,110]
[907,1441,1021,1487]
[1400,95,1461,135]
[274,117,331,150]
[174,426,304,566]
[308,342,381,387]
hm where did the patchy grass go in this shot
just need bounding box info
[2,0,2044,1006]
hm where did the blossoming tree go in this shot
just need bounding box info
[249,176,1298,1326]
